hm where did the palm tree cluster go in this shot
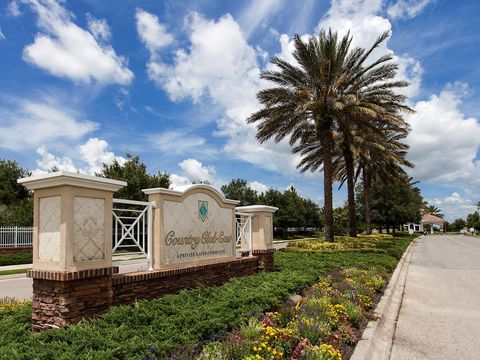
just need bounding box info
[248,29,414,242]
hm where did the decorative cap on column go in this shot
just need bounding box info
[236,205,278,252]
[18,171,126,192]
[18,171,126,272]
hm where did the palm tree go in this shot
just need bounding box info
[356,127,413,233]
[423,204,444,218]
[253,30,411,239]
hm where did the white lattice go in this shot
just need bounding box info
[73,197,105,262]
[38,196,61,262]
[163,193,234,264]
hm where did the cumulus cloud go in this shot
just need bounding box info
[22,0,133,85]
[34,146,78,174]
[33,137,125,175]
[136,9,173,53]
[179,158,216,183]
[387,0,433,19]
[315,0,423,98]
[78,138,126,174]
[429,192,478,222]
[405,84,480,183]
[86,13,111,42]
[138,11,301,176]
[0,97,98,151]
[249,181,269,194]
[169,158,217,188]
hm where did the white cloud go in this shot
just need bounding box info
[0,28,5,40]
[169,158,217,188]
[429,192,478,222]
[238,0,285,38]
[179,158,216,183]
[0,97,98,151]
[136,9,173,53]
[405,84,480,183]
[387,0,433,19]
[34,146,78,174]
[315,0,423,98]
[78,138,126,174]
[86,13,111,42]
[22,0,133,85]
[149,130,206,155]
[140,12,301,176]
[7,1,22,17]
[249,181,269,193]
[33,137,125,175]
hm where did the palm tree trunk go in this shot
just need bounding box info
[320,124,335,242]
[343,145,357,237]
[363,168,372,235]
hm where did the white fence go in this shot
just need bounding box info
[112,198,153,270]
[0,226,33,247]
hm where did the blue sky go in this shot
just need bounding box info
[0,0,479,221]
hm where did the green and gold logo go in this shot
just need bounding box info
[198,200,208,222]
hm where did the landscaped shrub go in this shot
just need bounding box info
[0,252,32,266]
[286,234,410,260]
[197,267,389,359]
[0,246,411,360]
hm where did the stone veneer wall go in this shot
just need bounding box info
[112,256,260,306]
[0,246,33,255]
[28,251,275,331]
[28,267,116,332]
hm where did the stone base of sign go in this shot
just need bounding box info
[28,253,276,331]
[0,246,33,255]
[241,249,275,272]
[28,267,117,332]
[112,256,259,305]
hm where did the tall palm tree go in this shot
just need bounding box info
[248,29,413,241]
[356,127,413,233]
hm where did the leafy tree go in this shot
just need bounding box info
[221,179,259,206]
[449,218,466,231]
[356,175,423,232]
[0,160,33,226]
[97,154,170,201]
[466,212,480,231]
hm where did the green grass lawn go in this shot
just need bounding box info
[0,269,29,276]
[0,236,413,360]
[0,253,32,266]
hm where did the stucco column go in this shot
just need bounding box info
[236,205,278,252]
[18,171,126,331]
[18,171,126,272]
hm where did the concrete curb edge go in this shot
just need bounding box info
[350,238,417,360]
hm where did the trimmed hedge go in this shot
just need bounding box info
[0,238,412,360]
[0,253,32,266]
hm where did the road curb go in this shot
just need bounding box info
[350,238,417,360]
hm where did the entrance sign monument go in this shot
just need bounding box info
[143,185,239,269]
[17,172,277,331]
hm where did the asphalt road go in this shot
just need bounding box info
[0,241,290,300]
[390,235,480,360]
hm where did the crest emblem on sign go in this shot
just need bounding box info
[198,200,208,222]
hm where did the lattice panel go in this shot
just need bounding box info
[38,196,61,262]
[264,215,273,246]
[163,193,234,264]
[73,197,105,262]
